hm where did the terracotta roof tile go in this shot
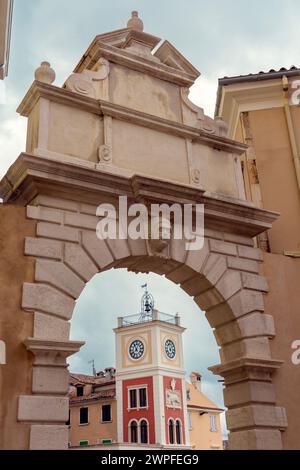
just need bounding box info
[69,389,116,404]
[219,65,300,85]
[70,373,115,386]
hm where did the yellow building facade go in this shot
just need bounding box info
[68,370,223,450]
[186,373,223,450]
[216,68,300,449]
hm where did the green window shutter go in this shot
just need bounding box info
[102,439,112,445]
[79,440,89,447]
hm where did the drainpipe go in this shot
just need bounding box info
[282,75,300,197]
[282,76,300,257]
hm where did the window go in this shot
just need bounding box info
[66,410,71,426]
[129,387,148,409]
[130,420,138,443]
[79,440,89,447]
[102,404,112,422]
[79,407,89,425]
[76,386,84,397]
[140,420,148,444]
[186,389,191,401]
[139,388,147,408]
[175,420,182,445]
[101,439,113,445]
[168,419,175,444]
[129,389,137,409]
[188,412,192,430]
[209,414,217,432]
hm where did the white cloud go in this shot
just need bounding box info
[0,115,27,178]
[189,76,219,118]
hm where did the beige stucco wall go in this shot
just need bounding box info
[0,204,36,449]
[109,63,182,122]
[232,101,300,449]
[247,108,300,253]
[261,253,300,450]
[186,382,223,450]
[69,400,117,447]
[188,410,223,450]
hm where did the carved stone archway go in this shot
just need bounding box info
[0,13,288,450]
[8,158,286,450]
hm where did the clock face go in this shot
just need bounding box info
[165,339,176,359]
[129,340,145,360]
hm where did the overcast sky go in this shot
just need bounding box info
[1,0,299,436]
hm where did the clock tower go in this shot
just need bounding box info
[114,286,190,448]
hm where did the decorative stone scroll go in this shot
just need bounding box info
[65,58,110,99]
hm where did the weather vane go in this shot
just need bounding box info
[139,283,155,321]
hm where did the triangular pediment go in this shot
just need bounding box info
[154,40,200,80]
[73,30,199,87]
[93,28,161,51]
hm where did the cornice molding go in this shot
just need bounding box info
[218,79,285,139]
[0,153,279,237]
[209,357,284,380]
[17,81,247,155]
[24,338,85,367]
[73,36,197,87]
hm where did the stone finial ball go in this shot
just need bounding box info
[35,61,56,84]
[127,11,144,31]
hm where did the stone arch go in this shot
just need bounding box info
[18,196,287,450]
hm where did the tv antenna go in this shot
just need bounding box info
[88,359,96,377]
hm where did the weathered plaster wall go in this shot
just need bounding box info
[233,103,300,449]
[69,400,117,447]
[48,102,104,163]
[109,64,182,122]
[248,108,300,253]
[262,253,300,450]
[0,205,36,449]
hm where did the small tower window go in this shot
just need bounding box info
[175,419,182,445]
[130,420,138,443]
[139,388,147,407]
[168,419,175,444]
[140,420,148,444]
[129,389,137,409]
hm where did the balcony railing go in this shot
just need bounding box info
[118,310,180,327]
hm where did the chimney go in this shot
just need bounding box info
[190,372,202,392]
